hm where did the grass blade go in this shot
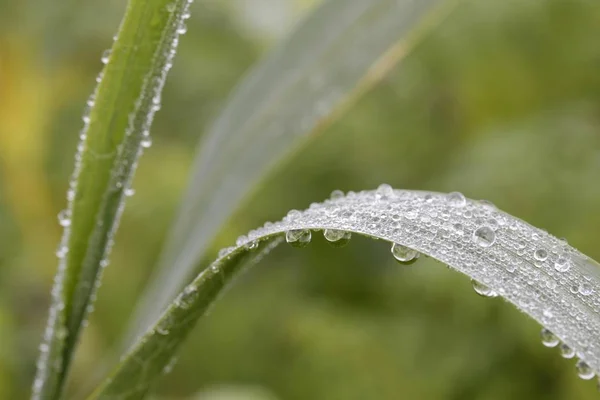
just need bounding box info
[32,1,193,398]
[133,0,462,339]
[95,188,600,398]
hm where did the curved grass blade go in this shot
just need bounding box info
[32,1,193,398]
[95,188,600,398]
[133,0,462,339]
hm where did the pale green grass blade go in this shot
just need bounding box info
[133,0,461,338]
[94,188,600,399]
[32,1,193,398]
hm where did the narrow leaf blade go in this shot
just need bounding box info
[33,0,192,398]
[95,189,600,398]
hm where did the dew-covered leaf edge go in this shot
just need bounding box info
[32,0,195,398]
[92,188,600,399]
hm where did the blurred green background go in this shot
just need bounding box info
[1,0,600,398]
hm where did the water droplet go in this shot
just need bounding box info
[478,199,496,210]
[534,249,548,261]
[576,360,595,380]
[141,137,152,148]
[376,183,393,199]
[124,188,135,197]
[554,256,571,272]
[286,209,301,220]
[177,24,187,34]
[323,229,351,248]
[559,343,575,359]
[579,282,593,296]
[286,229,311,248]
[245,240,259,250]
[447,192,466,207]
[472,226,495,248]
[471,280,498,298]
[391,243,419,265]
[101,49,111,65]
[178,285,198,309]
[55,245,68,259]
[540,328,559,348]
[156,326,169,335]
[330,190,344,200]
[57,210,71,227]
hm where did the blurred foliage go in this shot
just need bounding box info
[1,0,600,398]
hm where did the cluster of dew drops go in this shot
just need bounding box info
[226,184,600,387]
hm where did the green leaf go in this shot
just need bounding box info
[93,189,600,398]
[32,1,192,398]
[131,0,462,341]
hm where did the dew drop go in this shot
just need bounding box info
[57,210,71,227]
[178,285,198,309]
[286,229,311,248]
[391,243,419,265]
[124,188,135,197]
[447,191,466,207]
[534,249,548,261]
[245,240,259,251]
[156,326,169,335]
[330,189,344,200]
[323,229,351,248]
[286,209,301,221]
[554,256,571,272]
[472,226,495,248]
[376,183,393,199]
[141,137,152,148]
[540,328,559,348]
[579,282,593,296]
[576,360,595,380]
[55,245,68,259]
[101,49,111,65]
[559,343,575,359]
[471,280,498,298]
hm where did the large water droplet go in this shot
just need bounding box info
[391,243,419,265]
[286,229,311,248]
[554,256,571,272]
[559,343,575,359]
[472,226,495,247]
[534,249,548,261]
[576,360,595,380]
[540,328,559,348]
[447,192,466,207]
[323,229,351,248]
[471,280,498,298]
[376,183,393,199]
